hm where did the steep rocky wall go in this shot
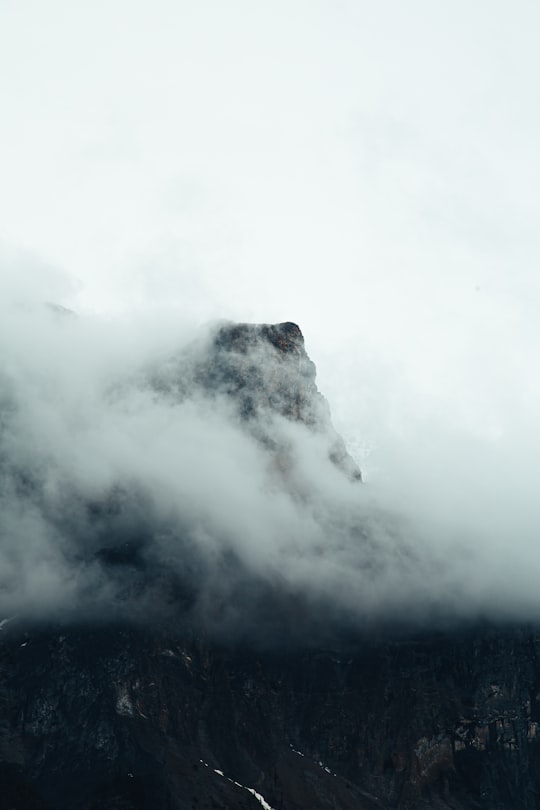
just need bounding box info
[151,320,361,482]
[1,621,540,809]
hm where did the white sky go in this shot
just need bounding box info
[1,0,540,488]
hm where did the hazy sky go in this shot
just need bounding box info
[2,1,540,630]
[1,0,540,490]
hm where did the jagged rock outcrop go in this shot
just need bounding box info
[207,322,362,482]
[150,320,361,482]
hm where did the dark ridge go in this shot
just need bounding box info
[2,618,540,809]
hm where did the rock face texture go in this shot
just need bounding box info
[206,322,361,482]
[2,622,540,809]
[150,320,361,482]
[0,321,539,809]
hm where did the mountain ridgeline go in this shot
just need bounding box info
[1,320,540,809]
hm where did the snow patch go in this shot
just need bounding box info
[289,745,335,776]
[210,764,276,809]
[244,786,275,810]
[317,759,336,777]
[289,744,305,757]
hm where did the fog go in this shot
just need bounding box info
[1,1,540,639]
[1,272,540,640]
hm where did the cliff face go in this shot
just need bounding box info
[0,321,538,809]
[2,621,540,809]
[207,322,362,482]
[150,320,361,482]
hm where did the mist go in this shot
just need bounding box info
[0,0,539,641]
[1,276,539,642]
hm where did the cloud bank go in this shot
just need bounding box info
[1,284,539,643]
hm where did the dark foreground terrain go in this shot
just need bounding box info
[1,620,540,809]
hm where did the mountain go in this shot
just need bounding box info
[1,321,539,809]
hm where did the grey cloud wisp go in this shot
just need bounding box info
[0,303,538,641]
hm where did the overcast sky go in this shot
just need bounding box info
[1,0,539,494]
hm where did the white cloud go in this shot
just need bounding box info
[0,297,539,638]
[1,1,539,635]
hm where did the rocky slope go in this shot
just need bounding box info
[0,321,538,809]
[2,620,540,809]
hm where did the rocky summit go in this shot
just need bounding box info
[203,321,362,482]
[1,322,539,809]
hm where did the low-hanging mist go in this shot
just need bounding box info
[1,297,539,641]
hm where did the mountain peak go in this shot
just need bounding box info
[213,320,304,355]
[201,320,361,481]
